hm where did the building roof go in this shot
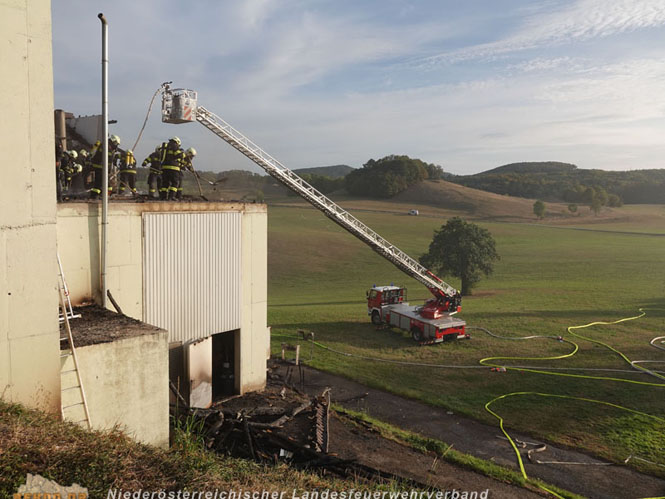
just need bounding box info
[61,305,164,349]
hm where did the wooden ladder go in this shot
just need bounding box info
[57,253,91,429]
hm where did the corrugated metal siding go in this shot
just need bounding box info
[143,212,242,342]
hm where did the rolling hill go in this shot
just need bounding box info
[391,179,584,220]
[451,162,665,204]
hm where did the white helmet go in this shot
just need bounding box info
[109,134,121,145]
[67,150,78,159]
[186,147,197,157]
[79,149,88,157]
[169,136,181,146]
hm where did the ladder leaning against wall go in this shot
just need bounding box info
[57,253,91,429]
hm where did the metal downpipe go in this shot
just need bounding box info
[99,13,108,308]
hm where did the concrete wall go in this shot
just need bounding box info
[0,0,61,413]
[239,209,269,393]
[57,203,143,318]
[57,202,269,396]
[61,331,170,448]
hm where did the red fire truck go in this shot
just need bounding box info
[367,286,466,343]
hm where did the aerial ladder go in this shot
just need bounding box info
[161,86,466,343]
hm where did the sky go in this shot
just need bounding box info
[52,0,665,175]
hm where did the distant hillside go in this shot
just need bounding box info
[479,162,577,175]
[392,179,548,219]
[294,164,354,178]
[451,162,665,204]
[391,178,630,222]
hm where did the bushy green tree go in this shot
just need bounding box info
[345,155,444,198]
[533,200,546,219]
[419,217,499,296]
[608,194,623,207]
[594,186,609,206]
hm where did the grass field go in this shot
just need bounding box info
[267,201,665,479]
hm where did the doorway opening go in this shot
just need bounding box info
[212,330,237,399]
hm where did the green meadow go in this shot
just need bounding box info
[267,203,665,478]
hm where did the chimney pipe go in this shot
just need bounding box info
[54,109,67,151]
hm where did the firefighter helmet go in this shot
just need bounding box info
[79,149,88,157]
[169,136,181,146]
[186,147,197,157]
[67,150,78,159]
[109,134,121,145]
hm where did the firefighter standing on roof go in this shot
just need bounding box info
[159,136,184,200]
[118,149,138,195]
[175,147,197,200]
[89,135,121,199]
[55,143,64,202]
[142,146,162,198]
[62,150,82,192]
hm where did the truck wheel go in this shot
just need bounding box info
[411,327,423,342]
[371,311,382,325]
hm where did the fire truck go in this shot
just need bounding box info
[161,86,467,344]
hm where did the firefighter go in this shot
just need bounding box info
[89,134,121,199]
[118,149,138,195]
[158,137,185,200]
[176,147,197,200]
[55,143,64,202]
[62,150,82,191]
[142,146,162,198]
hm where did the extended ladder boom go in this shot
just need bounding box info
[195,106,459,302]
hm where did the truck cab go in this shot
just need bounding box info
[367,285,407,324]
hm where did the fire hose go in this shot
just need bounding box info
[272,307,665,499]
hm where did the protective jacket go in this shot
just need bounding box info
[159,143,185,171]
[142,151,162,173]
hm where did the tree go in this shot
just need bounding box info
[608,194,623,207]
[594,186,609,207]
[420,217,499,296]
[533,200,546,219]
[344,155,435,198]
[590,197,602,215]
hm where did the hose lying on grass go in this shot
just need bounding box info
[272,307,665,499]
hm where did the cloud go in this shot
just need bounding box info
[420,0,665,64]
[50,1,665,175]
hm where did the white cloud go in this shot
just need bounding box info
[50,1,665,175]
[421,0,665,64]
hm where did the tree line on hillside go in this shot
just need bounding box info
[452,163,665,204]
[195,158,665,206]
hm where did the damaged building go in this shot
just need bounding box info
[1,1,269,450]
